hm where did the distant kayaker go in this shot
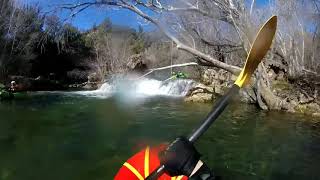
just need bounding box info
[9,81,17,92]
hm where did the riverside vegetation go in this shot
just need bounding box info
[0,0,320,117]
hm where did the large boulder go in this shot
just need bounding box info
[185,83,215,103]
[186,68,235,103]
[185,93,213,103]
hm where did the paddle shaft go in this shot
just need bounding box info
[145,84,240,180]
[145,165,165,180]
[188,84,239,142]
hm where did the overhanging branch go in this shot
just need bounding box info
[141,62,199,78]
[58,0,242,75]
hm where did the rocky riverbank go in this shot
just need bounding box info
[185,68,320,117]
[2,65,319,118]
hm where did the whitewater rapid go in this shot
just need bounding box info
[74,78,195,99]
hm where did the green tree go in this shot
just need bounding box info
[130,25,145,54]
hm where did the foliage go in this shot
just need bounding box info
[84,19,149,79]
[0,1,95,83]
[0,0,153,85]
[0,83,5,90]
[0,1,43,80]
[130,25,146,54]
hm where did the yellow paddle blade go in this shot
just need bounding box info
[235,16,277,88]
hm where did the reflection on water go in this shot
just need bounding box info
[0,93,319,180]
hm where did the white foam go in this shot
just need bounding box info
[73,83,114,98]
[74,78,195,99]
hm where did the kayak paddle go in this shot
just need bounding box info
[145,15,277,180]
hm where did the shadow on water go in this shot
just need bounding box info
[0,93,319,180]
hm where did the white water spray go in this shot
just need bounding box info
[73,82,114,98]
[74,78,195,99]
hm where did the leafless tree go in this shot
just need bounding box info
[58,0,242,74]
[85,20,135,79]
[57,0,319,110]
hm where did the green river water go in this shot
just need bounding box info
[0,92,320,180]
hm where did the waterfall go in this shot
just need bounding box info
[74,78,195,98]
[133,78,195,96]
[73,82,114,98]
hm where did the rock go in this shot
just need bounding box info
[239,87,256,103]
[185,93,213,103]
[201,69,217,85]
[201,69,231,84]
[312,113,320,117]
[68,82,99,90]
[214,83,223,95]
[127,54,147,71]
[276,71,285,81]
[187,83,214,95]
[289,99,299,107]
[307,103,320,113]
[185,83,215,103]
[88,72,101,83]
[267,69,276,80]
[83,82,99,90]
[294,103,320,115]
[217,69,230,81]
[298,93,314,104]
[200,68,234,96]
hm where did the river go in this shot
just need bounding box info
[0,79,319,180]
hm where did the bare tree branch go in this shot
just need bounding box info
[57,0,244,74]
[141,62,199,78]
[250,0,255,16]
[115,1,242,74]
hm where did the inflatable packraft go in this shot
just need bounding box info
[115,145,188,180]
